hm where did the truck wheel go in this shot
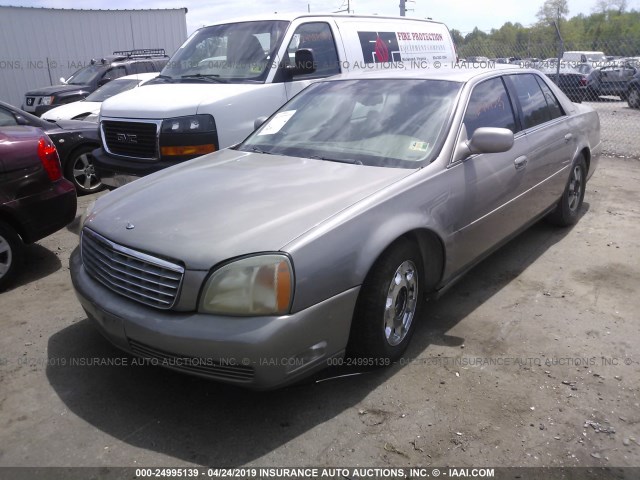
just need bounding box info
[348,238,424,361]
[546,155,587,227]
[628,88,640,109]
[0,221,23,291]
[65,146,104,195]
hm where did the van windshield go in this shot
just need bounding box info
[161,21,289,83]
[239,79,462,168]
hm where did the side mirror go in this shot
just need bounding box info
[455,127,514,161]
[254,116,268,130]
[97,78,112,87]
[286,49,316,77]
[59,77,67,84]
[14,114,29,126]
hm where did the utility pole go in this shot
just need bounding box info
[334,0,351,14]
[400,0,406,16]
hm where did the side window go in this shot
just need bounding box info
[534,76,564,120]
[507,74,554,129]
[102,66,126,81]
[130,62,152,73]
[463,77,516,138]
[286,22,340,77]
[0,108,18,127]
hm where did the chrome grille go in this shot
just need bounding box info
[81,228,184,309]
[128,339,255,382]
[102,120,159,159]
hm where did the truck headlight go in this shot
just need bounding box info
[161,114,215,133]
[199,254,294,316]
[40,96,55,106]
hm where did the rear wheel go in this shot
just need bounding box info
[0,221,23,291]
[348,239,424,361]
[546,156,587,227]
[628,87,640,109]
[65,146,103,195]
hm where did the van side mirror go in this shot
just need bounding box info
[254,116,268,130]
[455,127,514,161]
[286,49,316,77]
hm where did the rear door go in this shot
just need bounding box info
[504,73,574,215]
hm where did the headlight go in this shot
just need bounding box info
[161,114,215,134]
[199,254,294,316]
[40,96,55,106]
[80,113,99,122]
[80,200,96,228]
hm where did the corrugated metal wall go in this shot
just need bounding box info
[0,6,187,107]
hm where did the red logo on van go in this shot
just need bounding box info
[374,36,389,62]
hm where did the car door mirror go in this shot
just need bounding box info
[286,49,316,77]
[14,114,29,126]
[254,116,268,130]
[456,127,514,161]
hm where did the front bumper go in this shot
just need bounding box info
[70,248,359,389]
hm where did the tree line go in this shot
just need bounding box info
[452,0,640,59]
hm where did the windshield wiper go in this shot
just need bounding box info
[180,73,224,83]
[309,155,362,165]
[155,74,175,83]
[250,146,272,155]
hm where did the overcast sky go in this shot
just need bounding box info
[4,0,640,36]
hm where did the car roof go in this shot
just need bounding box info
[205,12,448,26]
[321,64,527,83]
[114,72,160,82]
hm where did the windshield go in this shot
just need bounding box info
[85,79,140,102]
[161,20,289,83]
[239,79,462,168]
[66,65,104,85]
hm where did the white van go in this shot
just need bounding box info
[93,13,456,187]
[562,51,607,65]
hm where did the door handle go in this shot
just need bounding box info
[514,156,528,170]
[564,133,573,142]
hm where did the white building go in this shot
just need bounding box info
[0,6,188,107]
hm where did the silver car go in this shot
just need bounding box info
[70,66,601,389]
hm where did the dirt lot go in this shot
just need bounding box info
[0,155,639,471]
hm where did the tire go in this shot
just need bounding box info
[628,87,640,109]
[546,156,587,227]
[348,238,424,361]
[65,146,103,195]
[0,221,23,291]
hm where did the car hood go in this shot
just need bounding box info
[41,101,100,121]
[25,84,90,96]
[100,83,272,119]
[87,149,414,270]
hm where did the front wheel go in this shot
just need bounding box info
[0,221,23,291]
[348,239,424,361]
[65,146,104,195]
[628,87,640,109]
[546,156,587,227]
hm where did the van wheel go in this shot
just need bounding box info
[0,221,23,291]
[348,238,424,361]
[546,155,587,227]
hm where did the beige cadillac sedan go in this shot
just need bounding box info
[71,65,600,389]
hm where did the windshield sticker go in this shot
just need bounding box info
[409,141,430,152]
[258,110,296,135]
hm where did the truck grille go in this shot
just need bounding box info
[128,339,255,382]
[81,228,184,309]
[102,120,158,159]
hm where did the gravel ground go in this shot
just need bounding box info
[0,156,639,471]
